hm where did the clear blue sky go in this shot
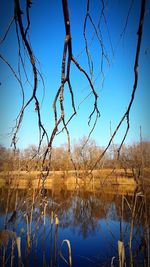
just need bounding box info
[0,0,150,149]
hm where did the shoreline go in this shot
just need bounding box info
[0,169,140,191]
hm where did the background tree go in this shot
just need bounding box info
[0,0,148,175]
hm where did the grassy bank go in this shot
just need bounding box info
[0,169,142,190]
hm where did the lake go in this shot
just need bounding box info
[0,184,149,266]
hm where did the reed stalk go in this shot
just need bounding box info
[29,188,35,234]
[2,247,6,267]
[50,223,53,267]
[111,256,115,267]
[15,189,18,211]
[118,240,125,267]
[129,193,137,267]
[43,202,48,226]
[60,239,72,267]
[129,192,143,266]
[26,214,31,250]
[51,211,54,225]
[10,239,15,267]
[5,189,11,228]
[55,214,59,226]
[16,237,21,259]
[54,214,59,267]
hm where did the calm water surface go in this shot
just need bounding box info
[0,185,149,266]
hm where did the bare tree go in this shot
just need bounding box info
[0,0,147,177]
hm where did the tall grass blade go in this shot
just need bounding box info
[60,239,72,267]
[16,237,21,258]
[118,240,125,267]
[55,214,59,225]
[111,256,115,267]
[50,211,54,224]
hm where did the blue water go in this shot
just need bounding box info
[0,188,149,266]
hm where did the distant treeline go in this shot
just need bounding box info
[0,138,150,176]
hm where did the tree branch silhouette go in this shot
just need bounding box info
[42,0,100,173]
[0,0,146,180]
[90,0,146,172]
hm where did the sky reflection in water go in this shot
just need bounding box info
[0,187,149,266]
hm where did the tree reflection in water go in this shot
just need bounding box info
[0,186,149,266]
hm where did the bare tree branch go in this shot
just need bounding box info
[90,0,146,172]
[0,16,15,44]
[12,0,48,151]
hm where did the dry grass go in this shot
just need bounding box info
[0,168,149,191]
